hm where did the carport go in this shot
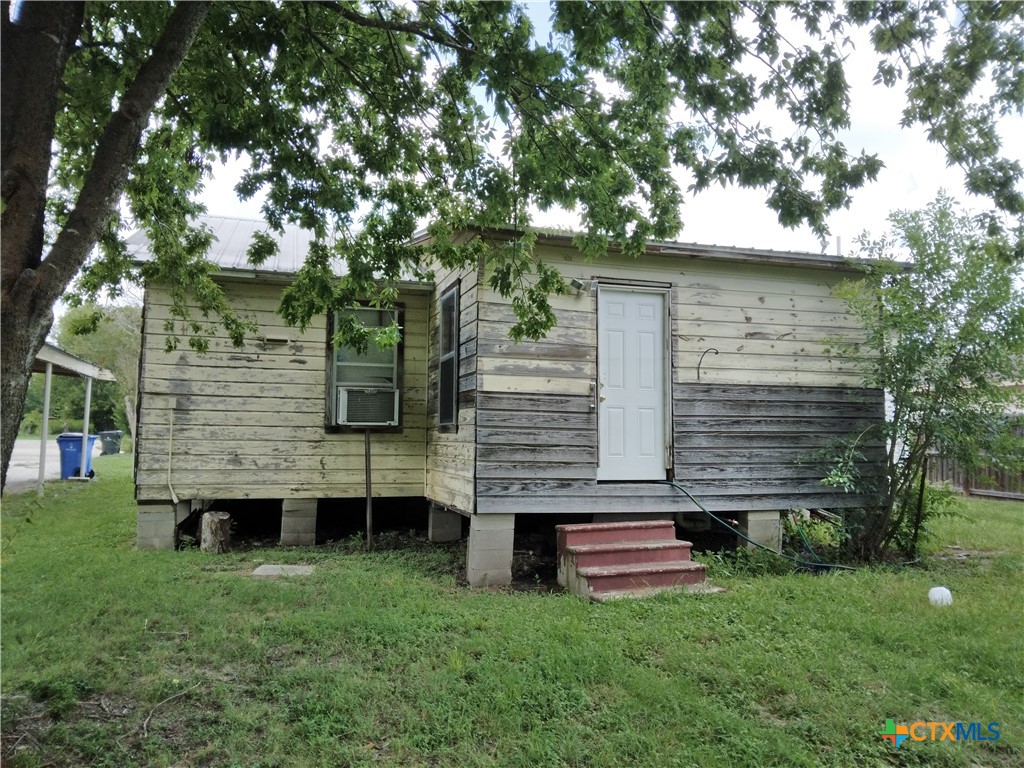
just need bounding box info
[32,343,116,494]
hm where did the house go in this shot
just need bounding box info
[129,216,884,585]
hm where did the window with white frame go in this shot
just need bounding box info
[438,284,459,427]
[331,307,401,427]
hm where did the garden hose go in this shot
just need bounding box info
[661,480,857,572]
[795,524,824,562]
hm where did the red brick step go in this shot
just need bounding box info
[556,520,675,550]
[566,540,693,570]
[574,561,707,596]
[555,520,713,600]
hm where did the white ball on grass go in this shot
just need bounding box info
[928,586,953,606]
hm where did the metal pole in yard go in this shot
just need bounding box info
[79,376,93,479]
[364,429,373,549]
[37,362,52,495]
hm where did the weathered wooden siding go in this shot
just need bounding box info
[473,241,880,515]
[136,279,430,502]
[425,263,480,513]
[673,383,885,509]
[473,271,598,513]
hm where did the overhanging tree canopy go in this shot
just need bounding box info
[2,0,1022,490]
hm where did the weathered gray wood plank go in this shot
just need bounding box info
[674,432,884,449]
[673,399,883,419]
[138,482,427,502]
[675,447,887,465]
[476,340,596,362]
[476,410,596,430]
[673,416,880,433]
[475,491,875,514]
[137,452,426,472]
[476,427,596,447]
[477,393,594,413]
[673,383,884,404]
[673,463,885,482]
[478,301,593,329]
[475,445,597,464]
[139,424,427,443]
[476,462,597,480]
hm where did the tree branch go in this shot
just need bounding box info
[39,1,211,305]
[315,0,471,54]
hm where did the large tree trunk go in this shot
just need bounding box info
[1,2,83,492]
[0,2,210,491]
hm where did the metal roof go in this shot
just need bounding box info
[32,343,116,381]
[127,216,863,278]
[125,216,332,276]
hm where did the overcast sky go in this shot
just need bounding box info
[198,3,1023,258]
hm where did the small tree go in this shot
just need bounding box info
[830,194,1024,559]
[55,304,142,439]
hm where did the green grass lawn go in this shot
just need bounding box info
[2,455,1022,768]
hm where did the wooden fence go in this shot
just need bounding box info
[926,455,1024,500]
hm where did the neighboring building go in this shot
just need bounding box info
[129,216,884,584]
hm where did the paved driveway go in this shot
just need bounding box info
[4,437,104,495]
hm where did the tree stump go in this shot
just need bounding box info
[200,511,231,553]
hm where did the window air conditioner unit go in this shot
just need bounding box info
[337,387,400,426]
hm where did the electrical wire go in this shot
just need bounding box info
[661,480,857,572]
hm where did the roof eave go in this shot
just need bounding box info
[33,343,117,381]
[464,225,869,271]
[211,266,434,291]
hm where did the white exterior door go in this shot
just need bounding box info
[597,288,667,480]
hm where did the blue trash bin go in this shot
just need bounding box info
[56,433,99,479]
